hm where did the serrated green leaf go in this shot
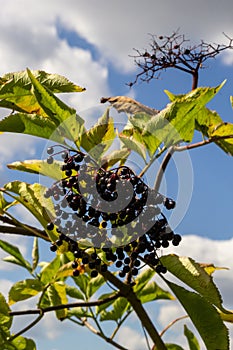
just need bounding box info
[27,69,84,140]
[0,293,12,329]
[99,297,130,322]
[86,274,105,299]
[40,256,60,285]
[210,122,233,155]
[100,147,131,168]
[143,83,225,154]
[0,239,31,272]
[0,113,64,142]
[8,159,63,180]
[160,255,225,312]
[0,69,85,101]
[47,281,68,319]
[32,238,39,272]
[65,285,85,300]
[79,108,115,160]
[166,280,229,350]
[3,256,32,272]
[184,325,200,350]
[119,134,147,161]
[8,279,43,305]
[4,181,57,241]
[72,273,90,296]
[133,268,155,293]
[137,281,174,304]
[55,261,74,279]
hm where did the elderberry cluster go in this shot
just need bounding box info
[45,146,181,280]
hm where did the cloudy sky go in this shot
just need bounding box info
[0,1,233,349]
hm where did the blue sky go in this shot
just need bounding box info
[0,1,233,349]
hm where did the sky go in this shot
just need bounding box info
[0,1,233,349]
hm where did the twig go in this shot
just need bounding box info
[154,147,175,192]
[9,292,120,316]
[81,319,128,350]
[174,134,233,152]
[159,315,188,337]
[110,311,132,340]
[8,314,44,341]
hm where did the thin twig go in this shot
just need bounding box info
[159,315,188,337]
[174,134,233,152]
[9,292,120,316]
[82,319,128,350]
[154,147,175,192]
[8,314,44,341]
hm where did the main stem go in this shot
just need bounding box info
[102,270,167,350]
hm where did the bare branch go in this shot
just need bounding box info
[129,30,233,89]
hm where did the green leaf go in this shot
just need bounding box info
[86,274,105,299]
[8,279,43,305]
[65,285,85,300]
[0,293,12,329]
[40,256,60,285]
[99,297,130,322]
[119,134,147,161]
[184,325,200,350]
[0,113,64,142]
[210,122,233,155]
[137,281,174,304]
[0,192,13,214]
[47,282,68,319]
[8,160,63,180]
[72,274,90,296]
[4,181,57,241]
[96,292,117,314]
[100,147,131,168]
[160,255,225,312]
[80,108,115,160]
[11,336,36,350]
[68,307,92,319]
[55,261,74,279]
[143,83,225,155]
[27,68,80,126]
[166,280,229,350]
[133,268,156,293]
[0,69,85,100]
[31,238,39,272]
[165,344,185,350]
[0,239,31,272]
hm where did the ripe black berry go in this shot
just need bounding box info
[47,222,54,231]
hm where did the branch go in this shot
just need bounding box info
[174,134,233,152]
[0,215,49,241]
[9,292,120,316]
[101,270,167,350]
[8,314,43,341]
[154,147,175,192]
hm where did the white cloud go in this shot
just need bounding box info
[116,325,151,350]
